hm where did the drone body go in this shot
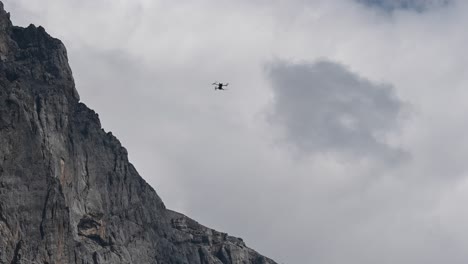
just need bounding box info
[212,82,229,90]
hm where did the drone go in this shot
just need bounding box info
[212,82,229,91]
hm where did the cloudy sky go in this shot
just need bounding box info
[4,0,468,263]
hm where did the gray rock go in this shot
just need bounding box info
[0,2,278,264]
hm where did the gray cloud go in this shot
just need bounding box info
[267,60,406,161]
[357,0,452,12]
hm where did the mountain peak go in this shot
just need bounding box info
[0,2,277,264]
[0,1,7,18]
[0,1,79,101]
[0,1,11,57]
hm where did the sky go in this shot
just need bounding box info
[4,0,468,263]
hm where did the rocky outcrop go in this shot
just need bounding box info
[0,2,277,264]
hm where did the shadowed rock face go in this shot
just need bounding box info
[0,2,277,264]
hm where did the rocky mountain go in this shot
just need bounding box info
[0,2,277,264]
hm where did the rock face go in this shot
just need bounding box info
[0,3,277,264]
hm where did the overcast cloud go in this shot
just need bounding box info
[357,0,452,11]
[4,0,468,263]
